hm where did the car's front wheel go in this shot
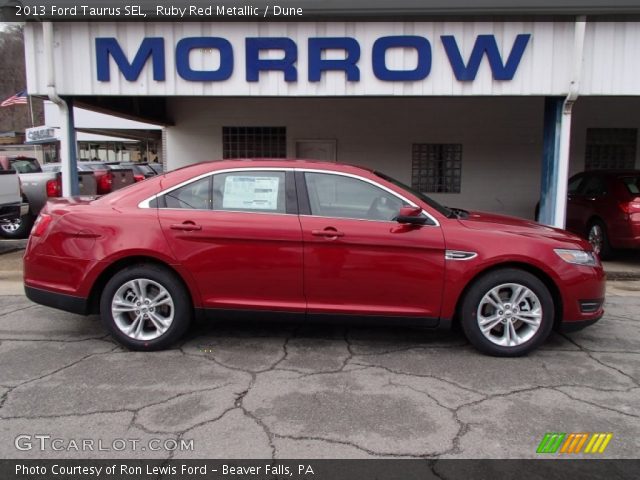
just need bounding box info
[460,268,554,357]
[100,264,192,350]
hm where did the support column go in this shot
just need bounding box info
[539,97,563,227]
[65,97,79,195]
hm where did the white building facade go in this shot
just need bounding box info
[23,19,640,222]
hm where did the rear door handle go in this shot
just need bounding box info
[170,222,202,231]
[311,228,344,238]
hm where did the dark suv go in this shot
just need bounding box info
[562,170,640,258]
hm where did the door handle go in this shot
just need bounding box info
[170,222,202,231]
[311,228,344,238]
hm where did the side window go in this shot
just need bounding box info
[581,176,607,197]
[163,176,211,209]
[304,172,407,221]
[568,175,584,195]
[212,171,286,214]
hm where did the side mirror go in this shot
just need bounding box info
[396,206,432,226]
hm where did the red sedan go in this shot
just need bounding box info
[23,160,605,356]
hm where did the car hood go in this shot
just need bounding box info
[458,211,590,247]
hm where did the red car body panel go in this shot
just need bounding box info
[24,160,605,330]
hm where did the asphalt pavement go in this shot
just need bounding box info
[0,244,638,459]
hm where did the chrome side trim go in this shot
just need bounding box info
[445,250,478,261]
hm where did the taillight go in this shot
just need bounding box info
[619,200,640,214]
[133,174,145,182]
[98,172,113,194]
[31,213,52,237]
[46,178,61,197]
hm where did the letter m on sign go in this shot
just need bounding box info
[441,34,530,81]
[96,38,165,81]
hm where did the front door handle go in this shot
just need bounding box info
[311,228,344,238]
[170,222,202,232]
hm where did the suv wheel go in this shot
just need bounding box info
[100,264,192,350]
[460,269,554,357]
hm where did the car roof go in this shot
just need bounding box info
[175,158,375,174]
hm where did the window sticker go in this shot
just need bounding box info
[223,175,280,210]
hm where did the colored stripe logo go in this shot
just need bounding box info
[537,433,612,454]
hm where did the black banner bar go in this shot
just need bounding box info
[2,0,640,22]
[1,459,640,480]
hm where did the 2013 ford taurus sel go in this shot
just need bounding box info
[23,160,605,356]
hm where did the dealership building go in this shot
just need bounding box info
[21,1,640,225]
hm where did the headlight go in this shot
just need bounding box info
[554,249,598,266]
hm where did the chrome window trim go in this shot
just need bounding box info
[138,165,441,227]
[137,167,293,209]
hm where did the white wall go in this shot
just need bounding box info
[166,96,545,219]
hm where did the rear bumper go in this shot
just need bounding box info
[24,285,90,316]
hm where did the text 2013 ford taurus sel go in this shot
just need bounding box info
[23,160,605,356]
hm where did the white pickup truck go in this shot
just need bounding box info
[0,168,28,226]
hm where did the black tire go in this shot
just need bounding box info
[460,268,554,357]
[0,213,34,239]
[100,264,192,351]
[587,219,613,260]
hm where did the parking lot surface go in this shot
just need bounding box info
[0,247,638,459]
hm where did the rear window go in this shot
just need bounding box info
[9,158,41,173]
[620,176,640,195]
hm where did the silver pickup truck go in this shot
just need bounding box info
[0,157,97,239]
[0,169,28,225]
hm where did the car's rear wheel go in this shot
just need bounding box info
[460,269,554,357]
[587,219,612,260]
[0,213,34,239]
[100,264,192,350]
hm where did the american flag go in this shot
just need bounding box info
[1,90,28,107]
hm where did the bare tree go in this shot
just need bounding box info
[0,23,43,133]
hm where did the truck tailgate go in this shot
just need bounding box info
[108,168,135,191]
[77,171,97,195]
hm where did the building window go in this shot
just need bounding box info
[222,127,287,159]
[585,128,637,171]
[411,143,462,193]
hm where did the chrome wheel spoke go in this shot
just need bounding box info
[112,299,137,313]
[149,291,171,308]
[479,314,502,332]
[148,312,169,333]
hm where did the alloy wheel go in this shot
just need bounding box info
[111,278,175,341]
[0,218,21,233]
[476,283,542,347]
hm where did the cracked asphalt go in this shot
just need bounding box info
[0,247,639,459]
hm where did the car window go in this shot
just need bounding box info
[581,176,607,197]
[620,176,640,195]
[212,171,286,213]
[567,175,584,194]
[163,176,211,210]
[304,172,407,221]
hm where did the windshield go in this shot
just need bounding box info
[374,171,452,217]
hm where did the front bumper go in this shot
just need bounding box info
[24,285,90,316]
[559,314,603,332]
